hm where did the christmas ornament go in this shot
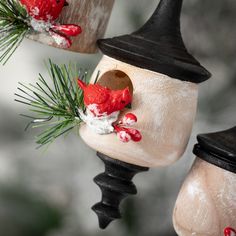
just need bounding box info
[79,0,211,229]
[26,0,115,53]
[225,227,236,236]
[173,127,236,236]
[20,0,82,48]
[0,0,115,64]
[15,61,143,229]
[0,0,81,64]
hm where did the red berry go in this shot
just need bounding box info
[114,125,142,143]
[51,24,82,36]
[49,30,72,48]
[122,113,137,126]
[126,128,142,142]
[224,227,236,236]
[117,130,131,143]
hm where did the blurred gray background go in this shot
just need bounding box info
[0,0,235,235]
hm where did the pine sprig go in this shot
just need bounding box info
[15,60,90,147]
[0,0,30,64]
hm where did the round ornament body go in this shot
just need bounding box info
[79,55,198,168]
[27,0,115,53]
[173,158,236,236]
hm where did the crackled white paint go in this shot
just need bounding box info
[173,158,236,236]
[79,56,198,167]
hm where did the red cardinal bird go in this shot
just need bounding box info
[20,0,67,21]
[224,227,236,236]
[19,0,82,48]
[78,79,142,142]
[78,79,132,117]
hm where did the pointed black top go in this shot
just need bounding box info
[98,0,211,83]
[193,126,236,174]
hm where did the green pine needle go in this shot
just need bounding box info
[15,60,90,147]
[0,0,30,65]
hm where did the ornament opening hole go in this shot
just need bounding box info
[97,70,133,95]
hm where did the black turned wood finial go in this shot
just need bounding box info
[193,126,236,174]
[98,0,211,83]
[92,152,149,229]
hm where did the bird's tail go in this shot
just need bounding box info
[77,79,87,91]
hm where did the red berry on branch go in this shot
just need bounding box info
[224,227,236,236]
[114,126,142,143]
[117,130,132,143]
[125,128,142,142]
[49,30,72,48]
[51,24,82,37]
[122,113,137,126]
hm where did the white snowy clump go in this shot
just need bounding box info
[30,18,52,32]
[78,107,119,135]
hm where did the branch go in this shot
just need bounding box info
[15,60,90,147]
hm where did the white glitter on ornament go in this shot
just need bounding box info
[87,104,107,117]
[187,179,206,202]
[78,108,119,135]
[123,117,136,126]
[52,34,67,46]
[30,18,51,32]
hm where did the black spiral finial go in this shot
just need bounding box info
[92,152,149,229]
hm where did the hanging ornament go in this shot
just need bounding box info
[79,0,211,229]
[15,0,213,230]
[173,127,236,236]
[27,0,115,54]
[0,0,82,64]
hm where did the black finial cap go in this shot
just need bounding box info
[92,152,149,229]
[193,126,236,174]
[98,0,211,83]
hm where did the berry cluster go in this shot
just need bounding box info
[114,113,142,143]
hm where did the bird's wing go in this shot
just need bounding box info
[85,84,110,104]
